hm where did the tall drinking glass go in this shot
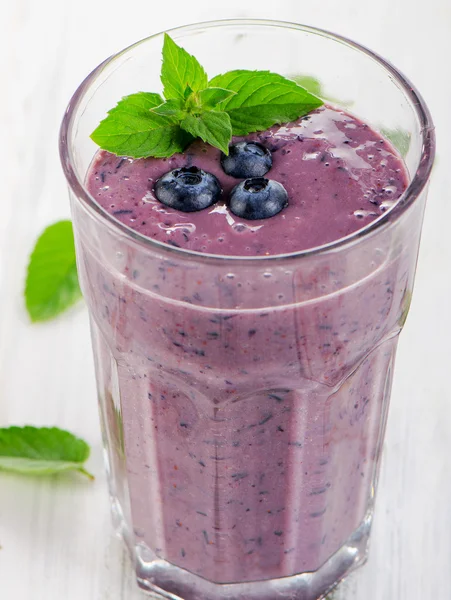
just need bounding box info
[59,20,435,600]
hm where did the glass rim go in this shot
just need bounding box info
[59,18,436,264]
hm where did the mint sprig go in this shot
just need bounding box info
[91,34,323,158]
[209,70,323,136]
[90,92,194,158]
[181,110,232,155]
[0,426,93,479]
[25,220,82,322]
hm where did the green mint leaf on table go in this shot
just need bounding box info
[181,111,232,155]
[91,35,323,158]
[209,70,323,135]
[161,33,208,100]
[91,92,193,158]
[25,220,82,322]
[0,426,93,479]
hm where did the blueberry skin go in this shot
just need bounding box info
[154,166,222,212]
[221,142,272,179]
[229,178,289,220]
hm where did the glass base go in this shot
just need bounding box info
[111,496,371,600]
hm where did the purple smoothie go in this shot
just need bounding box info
[88,106,406,256]
[82,105,409,589]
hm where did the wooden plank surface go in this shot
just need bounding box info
[1,1,449,598]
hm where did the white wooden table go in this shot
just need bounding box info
[1,1,450,598]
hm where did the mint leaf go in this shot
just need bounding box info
[25,220,82,322]
[91,92,193,158]
[181,111,232,155]
[209,70,323,135]
[0,426,93,479]
[199,87,236,109]
[106,91,163,111]
[152,98,186,119]
[161,33,208,100]
[183,88,235,114]
[184,85,194,100]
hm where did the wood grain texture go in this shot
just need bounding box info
[0,1,449,599]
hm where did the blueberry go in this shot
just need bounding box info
[154,166,222,212]
[229,178,288,220]
[221,142,272,178]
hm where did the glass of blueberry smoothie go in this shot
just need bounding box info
[60,20,434,600]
